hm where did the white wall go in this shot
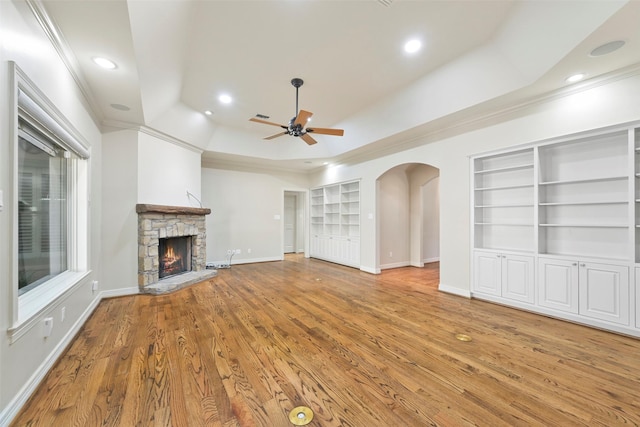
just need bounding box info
[0,0,102,421]
[407,165,439,267]
[378,166,411,269]
[201,167,309,265]
[137,132,202,206]
[101,130,139,292]
[422,176,440,263]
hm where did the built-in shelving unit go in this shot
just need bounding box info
[310,180,360,268]
[537,132,629,261]
[471,124,640,337]
[473,148,535,253]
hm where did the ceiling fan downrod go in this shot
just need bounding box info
[291,78,303,118]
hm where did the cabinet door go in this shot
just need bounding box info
[473,251,501,296]
[579,262,629,325]
[347,237,360,266]
[501,254,534,304]
[538,258,579,314]
[636,268,640,329]
[318,235,330,258]
[310,234,320,257]
[327,236,339,260]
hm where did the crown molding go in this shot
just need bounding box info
[101,119,204,154]
[25,0,104,128]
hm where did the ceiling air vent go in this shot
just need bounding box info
[256,113,270,119]
[377,0,393,6]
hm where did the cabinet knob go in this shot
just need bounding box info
[580,263,586,267]
[572,263,577,266]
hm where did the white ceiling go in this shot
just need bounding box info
[41,0,640,171]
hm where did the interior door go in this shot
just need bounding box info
[284,194,296,253]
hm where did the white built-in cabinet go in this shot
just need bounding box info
[474,251,535,303]
[472,124,640,337]
[310,180,360,268]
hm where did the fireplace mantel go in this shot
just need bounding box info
[136,204,211,216]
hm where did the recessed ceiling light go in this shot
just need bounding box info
[404,39,422,54]
[204,110,213,116]
[218,94,232,104]
[323,162,329,166]
[92,56,117,69]
[304,161,312,164]
[566,73,586,83]
[590,40,625,57]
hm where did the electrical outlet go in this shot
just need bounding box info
[247,248,251,254]
[92,280,99,292]
[61,307,66,323]
[43,317,53,338]
[389,251,393,257]
[235,249,241,255]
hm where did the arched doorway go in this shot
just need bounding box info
[376,163,440,270]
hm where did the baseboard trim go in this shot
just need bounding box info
[423,257,440,264]
[380,261,411,270]
[438,283,471,298]
[101,287,140,298]
[232,256,282,265]
[360,266,380,274]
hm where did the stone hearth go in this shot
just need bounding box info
[137,204,216,294]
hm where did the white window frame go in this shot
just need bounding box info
[8,63,91,342]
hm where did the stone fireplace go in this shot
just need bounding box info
[137,204,216,294]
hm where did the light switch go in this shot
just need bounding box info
[274,214,281,220]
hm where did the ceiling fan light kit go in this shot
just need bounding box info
[249,78,344,145]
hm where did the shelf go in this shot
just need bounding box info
[475,204,534,208]
[473,247,535,255]
[539,176,628,186]
[475,184,534,191]
[540,223,628,228]
[475,222,534,226]
[474,163,534,174]
[539,201,628,206]
[538,252,630,262]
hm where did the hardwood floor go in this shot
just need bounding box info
[11,255,640,426]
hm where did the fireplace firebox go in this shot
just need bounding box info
[159,236,192,278]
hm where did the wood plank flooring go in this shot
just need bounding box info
[11,254,640,426]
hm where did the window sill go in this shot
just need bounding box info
[8,270,91,344]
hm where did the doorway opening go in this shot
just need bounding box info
[283,190,307,255]
[376,163,440,276]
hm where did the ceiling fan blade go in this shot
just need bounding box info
[294,110,313,127]
[300,133,317,145]
[264,132,288,140]
[249,117,287,128]
[306,127,344,136]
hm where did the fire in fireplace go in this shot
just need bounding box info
[159,236,192,279]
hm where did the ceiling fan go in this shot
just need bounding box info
[249,78,344,145]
